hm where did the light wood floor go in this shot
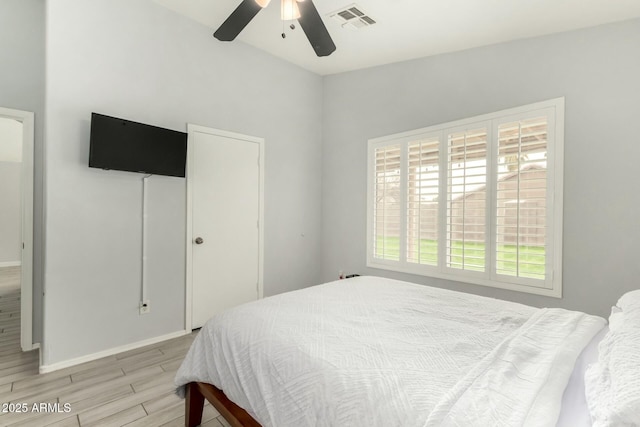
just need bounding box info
[0,267,228,427]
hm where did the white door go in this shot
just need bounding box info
[190,128,261,329]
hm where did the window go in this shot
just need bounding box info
[367,98,564,297]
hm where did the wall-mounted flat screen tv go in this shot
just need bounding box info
[89,113,187,178]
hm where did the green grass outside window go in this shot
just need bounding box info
[374,236,545,277]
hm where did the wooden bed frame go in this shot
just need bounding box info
[185,382,261,427]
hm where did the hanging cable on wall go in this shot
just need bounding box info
[140,174,153,314]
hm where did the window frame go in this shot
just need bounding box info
[366,98,564,298]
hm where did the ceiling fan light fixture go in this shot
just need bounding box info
[215,0,336,57]
[281,0,301,20]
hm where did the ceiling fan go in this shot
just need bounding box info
[214,0,337,57]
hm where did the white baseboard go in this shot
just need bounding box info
[0,261,21,268]
[39,329,190,374]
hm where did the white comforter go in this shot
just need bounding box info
[175,276,604,426]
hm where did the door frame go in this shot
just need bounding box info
[0,107,35,351]
[184,124,265,332]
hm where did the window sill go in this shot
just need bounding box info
[366,260,562,298]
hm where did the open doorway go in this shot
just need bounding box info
[0,107,35,352]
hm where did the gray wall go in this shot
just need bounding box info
[321,19,640,318]
[0,0,45,343]
[43,0,323,365]
[0,162,21,264]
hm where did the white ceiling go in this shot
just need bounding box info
[154,0,640,75]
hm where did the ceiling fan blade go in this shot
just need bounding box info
[214,0,263,42]
[297,0,336,57]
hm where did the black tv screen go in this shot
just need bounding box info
[89,113,187,177]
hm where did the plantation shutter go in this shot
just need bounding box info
[367,98,563,297]
[446,128,488,272]
[407,138,439,266]
[373,144,401,261]
[495,117,548,280]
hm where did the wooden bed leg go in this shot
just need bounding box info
[186,382,205,427]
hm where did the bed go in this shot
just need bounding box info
[175,276,639,426]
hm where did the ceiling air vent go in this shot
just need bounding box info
[329,4,376,30]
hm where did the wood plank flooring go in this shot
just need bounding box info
[0,267,230,426]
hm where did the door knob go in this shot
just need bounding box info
[194,237,204,245]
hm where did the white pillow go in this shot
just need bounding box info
[618,289,640,312]
[608,306,624,332]
[585,315,640,426]
[617,290,640,328]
